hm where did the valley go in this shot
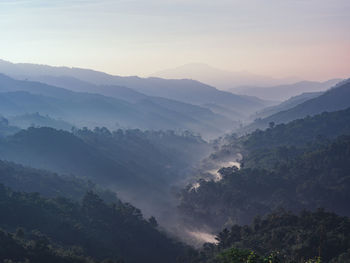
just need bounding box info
[0,60,348,263]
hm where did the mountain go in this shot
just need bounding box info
[0,184,188,263]
[0,73,234,137]
[178,108,350,231]
[0,126,211,224]
[251,91,323,120]
[244,107,350,151]
[231,79,341,101]
[0,127,128,184]
[29,75,149,102]
[23,75,248,130]
[36,75,270,125]
[0,159,119,202]
[245,80,350,131]
[151,63,299,89]
[0,59,271,118]
[216,107,350,168]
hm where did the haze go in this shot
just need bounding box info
[1,0,349,81]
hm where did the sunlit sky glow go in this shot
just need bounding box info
[1,0,349,80]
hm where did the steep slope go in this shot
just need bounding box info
[264,80,350,122]
[251,91,323,120]
[244,107,350,151]
[245,80,350,131]
[215,107,350,168]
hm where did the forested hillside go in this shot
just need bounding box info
[184,210,350,263]
[0,126,210,223]
[0,160,118,203]
[0,184,188,263]
[179,108,350,231]
[214,107,350,162]
[0,127,209,187]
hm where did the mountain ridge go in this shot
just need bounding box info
[0,59,272,118]
[0,73,234,137]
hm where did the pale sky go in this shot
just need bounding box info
[0,0,349,80]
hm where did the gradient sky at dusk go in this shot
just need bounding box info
[1,0,349,80]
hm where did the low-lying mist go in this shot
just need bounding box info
[0,125,224,245]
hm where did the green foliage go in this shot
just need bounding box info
[244,107,350,151]
[216,247,260,263]
[0,228,93,263]
[0,126,209,197]
[179,135,350,230]
[0,185,188,263]
[0,159,119,203]
[179,108,350,263]
[179,107,350,230]
[304,258,322,263]
[213,210,350,262]
[186,210,349,263]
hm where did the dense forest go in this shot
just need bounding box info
[243,107,350,150]
[183,209,350,263]
[179,107,350,230]
[179,135,350,230]
[176,108,350,262]
[0,160,119,203]
[0,127,209,186]
[0,126,210,223]
[0,184,190,263]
